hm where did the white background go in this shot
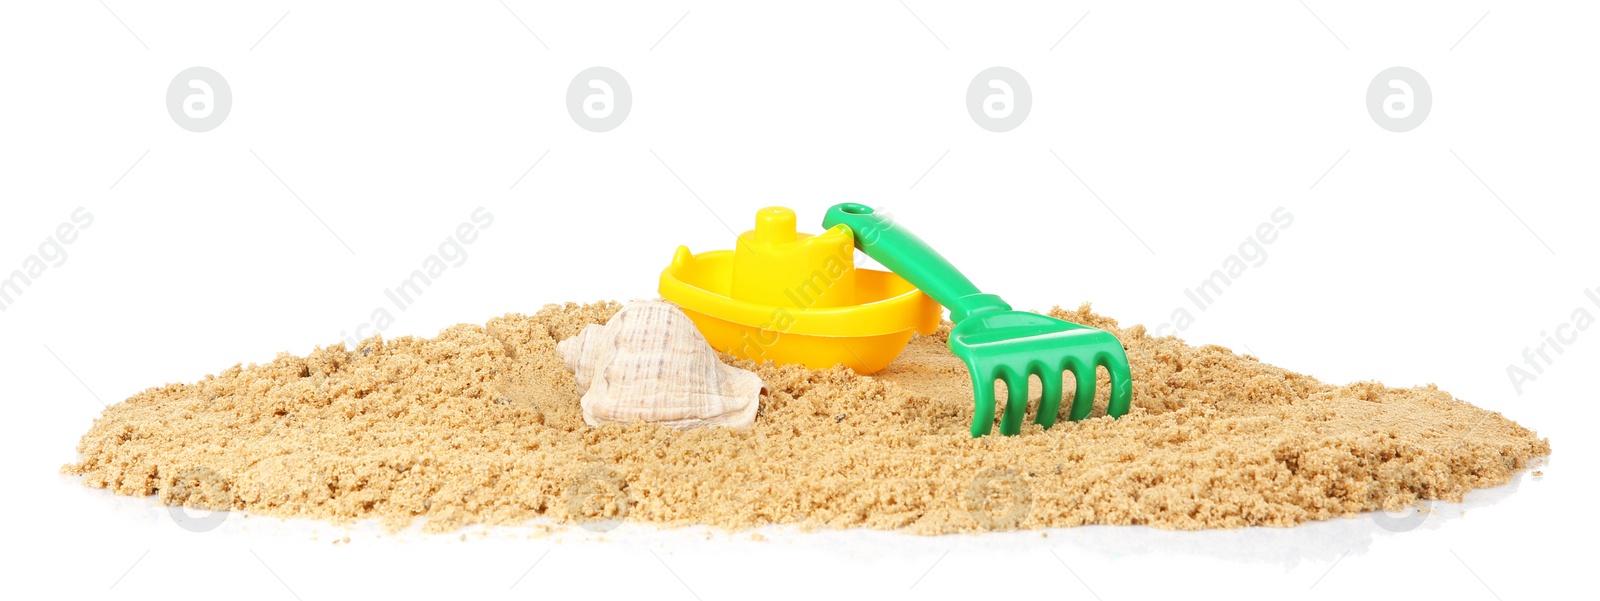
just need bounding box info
[3,1,1594,599]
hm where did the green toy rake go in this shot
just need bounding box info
[823,203,1133,436]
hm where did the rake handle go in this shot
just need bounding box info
[822,203,1011,323]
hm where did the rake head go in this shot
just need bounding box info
[949,310,1133,437]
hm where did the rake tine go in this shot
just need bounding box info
[1105,351,1133,417]
[968,368,996,437]
[1035,368,1065,429]
[999,372,1030,436]
[1068,363,1097,422]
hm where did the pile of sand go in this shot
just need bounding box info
[62,301,1549,533]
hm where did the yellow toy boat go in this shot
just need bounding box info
[659,206,941,373]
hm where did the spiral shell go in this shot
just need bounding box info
[557,301,764,429]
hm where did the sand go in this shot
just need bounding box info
[62,301,1550,534]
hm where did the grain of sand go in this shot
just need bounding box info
[63,302,1549,534]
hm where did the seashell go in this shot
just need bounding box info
[557,300,764,430]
